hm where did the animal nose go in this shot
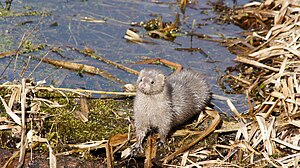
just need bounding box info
[139,83,145,90]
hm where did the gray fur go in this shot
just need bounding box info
[132,68,211,154]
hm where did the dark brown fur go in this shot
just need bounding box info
[132,68,211,154]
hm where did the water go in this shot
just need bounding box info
[0,0,251,114]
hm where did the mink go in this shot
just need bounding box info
[131,68,211,155]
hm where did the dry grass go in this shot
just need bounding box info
[212,0,300,167]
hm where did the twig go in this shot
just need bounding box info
[31,56,126,84]
[28,50,51,78]
[134,58,183,73]
[234,56,280,72]
[68,46,140,75]
[0,44,45,59]
[163,108,220,163]
[106,139,114,168]
[14,12,46,79]
[17,79,27,168]
[0,84,136,96]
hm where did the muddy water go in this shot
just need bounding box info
[0,0,250,114]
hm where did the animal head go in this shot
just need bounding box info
[137,69,165,95]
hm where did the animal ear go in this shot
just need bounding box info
[140,69,145,74]
[138,70,144,78]
[158,74,165,81]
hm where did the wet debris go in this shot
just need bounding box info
[124,29,156,44]
[80,17,106,23]
[125,14,180,43]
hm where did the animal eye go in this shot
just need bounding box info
[151,81,154,84]
[140,79,142,82]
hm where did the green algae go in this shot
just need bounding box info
[0,87,133,156]
[0,34,14,52]
[39,91,132,151]
[0,7,50,18]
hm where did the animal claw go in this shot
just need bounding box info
[130,145,143,156]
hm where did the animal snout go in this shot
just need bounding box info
[139,83,146,90]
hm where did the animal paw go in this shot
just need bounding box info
[130,146,143,156]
